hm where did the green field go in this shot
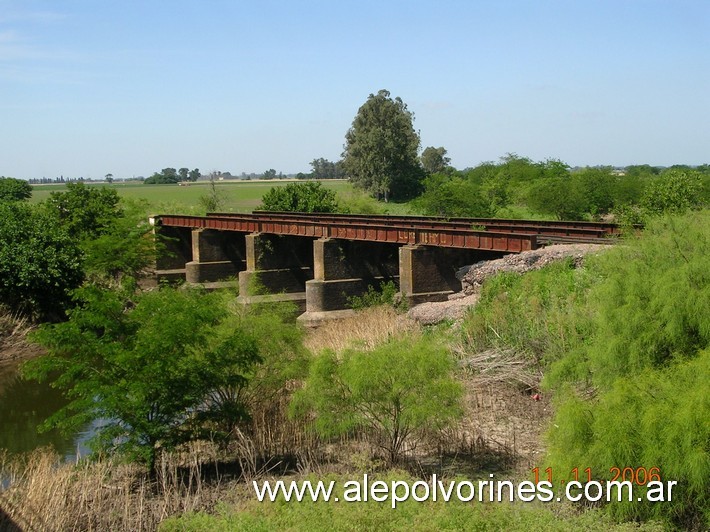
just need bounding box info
[29,179,417,216]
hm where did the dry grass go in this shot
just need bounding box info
[0,445,246,532]
[304,306,419,355]
[0,308,38,361]
[447,339,551,474]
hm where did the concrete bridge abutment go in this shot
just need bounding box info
[184,228,246,284]
[303,238,399,316]
[154,225,193,283]
[237,233,314,311]
[399,245,505,307]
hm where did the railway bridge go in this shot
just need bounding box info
[152,212,618,320]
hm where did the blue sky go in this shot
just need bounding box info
[1,0,708,180]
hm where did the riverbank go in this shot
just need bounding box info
[0,310,43,363]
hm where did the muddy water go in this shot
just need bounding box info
[0,359,91,460]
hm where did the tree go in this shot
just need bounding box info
[144,173,178,184]
[0,202,83,319]
[46,182,122,239]
[257,182,339,213]
[573,166,617,217]
[162,167,177,179]
[188,168,201,182]
[0,176,32,202]
[420,146,451,174]
[24,288,265,472]
[144,167,194,184]
[105,173,114,184]
[528,176,588,220]
[310,158,345,179]
[81,199,157,285]
[262,169,277,180]
[199,173,226,212]
[641,168,704,215]
[342,89,425,201]
[415,173,494,217]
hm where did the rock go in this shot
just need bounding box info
[407,294,480,325]
[459,243,606,295]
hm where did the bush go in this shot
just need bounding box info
[0,176,32,202]
[81,199,157,285]
[0,202,83,319]
[544,211,710,528]
[46,182,122,239]
[291,336,463,464]
[257,182,339,213]
[347,280,400,310]
[458,211,709,527]
[641,169,705,216]
[546,350,709,528]
[414,173,494,217]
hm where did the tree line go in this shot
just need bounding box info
[292,89,710,220]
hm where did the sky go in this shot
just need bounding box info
[1,1,708,180]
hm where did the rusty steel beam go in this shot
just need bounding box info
[246,211,621,234]
[207,211,617,239]
[156,214,538,252]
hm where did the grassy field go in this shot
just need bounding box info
[30,180,353,214]
[29,179,417,216]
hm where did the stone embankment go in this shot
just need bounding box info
[408,244,606,325]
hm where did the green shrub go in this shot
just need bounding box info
[257,181,339,213]
[641,169,705,216]
[347,281,400,310]
[414,173,495,217]
[546,350,709,528]
[0,176,32,202]
[0,202,83,319]
[291,336,463,464]
[45,181,122,239]
[81,199,157,285]
[460,259,596,369]
[544,211,710,528]
[458,211,709,527]
[24,287,306,471]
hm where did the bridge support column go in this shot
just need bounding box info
[238,233,313,310]
[185,229,245,284]
[399,246,504,307]
[303,239,399,317]
[154,225,193,283]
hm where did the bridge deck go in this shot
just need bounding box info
[223,211,619,239]
[156,214,539,252]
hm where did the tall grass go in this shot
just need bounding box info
[458,259,598,372]
[0,307,35,360]
[304,306,419,355]
[0,446,226,531]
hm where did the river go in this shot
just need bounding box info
[0,359,91,460]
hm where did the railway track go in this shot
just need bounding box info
[206,211,621,242]
[155,212,619,253]
[156,213,539,252]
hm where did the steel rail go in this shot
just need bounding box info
[247,211,621,234]
[205,211,615,239]
[156,214,538,252]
